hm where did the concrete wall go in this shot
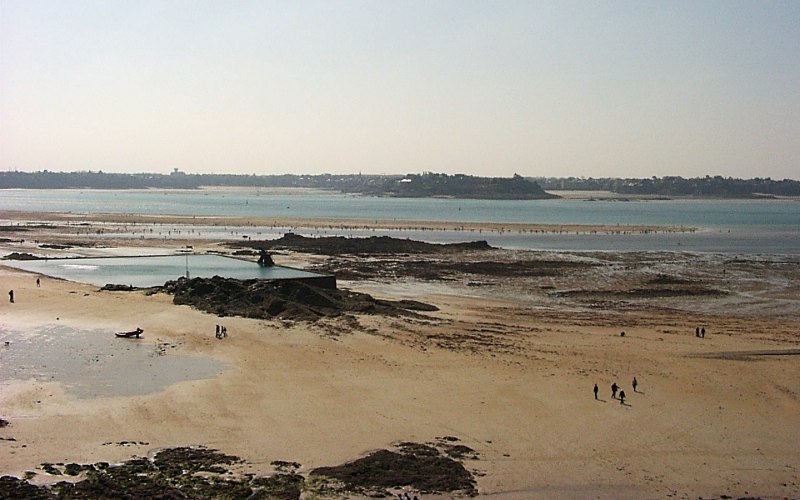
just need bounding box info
[286,275,337,290]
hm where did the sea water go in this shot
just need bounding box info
[1,189,798,254]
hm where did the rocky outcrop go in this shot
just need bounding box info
[232,233,493,256]
[161,276,437,321]
[2,252,44,260]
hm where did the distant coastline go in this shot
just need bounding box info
[2,171,799,199]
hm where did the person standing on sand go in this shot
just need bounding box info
[593,384,599,400]
[632,377,638,392]
[701,327,705,338]
[36,277,41,287]
[695,327,700,337]
[619,390,626,405]
[611,382,618,399]
[8,290,13,303]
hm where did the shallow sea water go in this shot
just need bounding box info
[1,189,798,253]
[0,324,227,399]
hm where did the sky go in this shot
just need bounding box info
[1,0,798,179]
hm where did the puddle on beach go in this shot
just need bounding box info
[0,324,227,399]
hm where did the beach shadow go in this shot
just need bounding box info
[595,398,607,403]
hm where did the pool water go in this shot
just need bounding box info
[3,254,322,288]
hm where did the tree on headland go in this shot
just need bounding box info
[533,175,800,198]
[1,171,798,198]
[0,171,557,199]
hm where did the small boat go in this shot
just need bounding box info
[115,327,143,338]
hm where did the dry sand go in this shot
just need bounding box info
[1,215,799,499]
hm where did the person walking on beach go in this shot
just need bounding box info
[701,327,705,338]
[619,390,626,405]
[593,384,599,400]
[36,277,41,287]
[611,382,618,399]
[8,290,13,303]
[695,327,700,337]
[632,377,638,392]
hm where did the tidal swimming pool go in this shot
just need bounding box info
[4,254,323,288]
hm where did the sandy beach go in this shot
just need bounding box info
[1,213,799,498]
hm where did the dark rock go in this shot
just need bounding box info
[100,284,138,291]
[153,447,242,477]
[442,444,478,460]
[314,256,597,282]
[270,460,301,472]
[63,463,85,476]
[250,473,304,499]
[0,444,474,499]
[310,442,476,496]
[384,300,439,312]
[161,276,437,322]
[0,476,54,499]
[39,463,61,476]
[2,252,44,261]
[647,274,695,285]
[230,233,493,256]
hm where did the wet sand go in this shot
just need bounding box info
[1,214,799,498]
[0,323,226,399]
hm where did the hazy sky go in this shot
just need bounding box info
[1,1,798,178]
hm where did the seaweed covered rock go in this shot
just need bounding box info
[0,443,478,499]
[2,252,44,261]
[0,475,54,500]
[230,232,493,256]
[162,276,437,321]
[310,442,477,496]
[0,447,303,500]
